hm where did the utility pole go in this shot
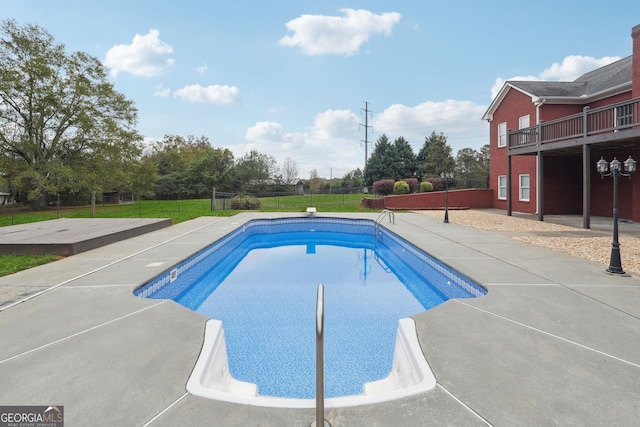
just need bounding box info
[360,101,372,168]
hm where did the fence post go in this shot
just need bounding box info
[582,106,590,137]
[211,187,216,211]
[91,191,96,218]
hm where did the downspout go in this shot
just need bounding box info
[535,98,546,220]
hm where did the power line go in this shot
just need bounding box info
[360,101,373,169]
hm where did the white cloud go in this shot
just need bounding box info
[279,8,401,56]
[196,63,208,74]
[491,55,622,99]
[235,103,492,179]
[173,84,240,104]
[153,84,171,97]
[239,110,362,178]
[245,121,285,142]
[104,29,174,77]
[540,55,621,81]
[372,100,488,151]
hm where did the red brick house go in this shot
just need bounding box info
[482,24,640,227]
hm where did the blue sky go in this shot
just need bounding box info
[3,1,640,179]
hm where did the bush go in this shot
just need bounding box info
[372,180,395,196]
[393,181,410,195]
[426,177,444,191]
[230,196,261,210]
[403,178,419,193]
[419,181,434,192]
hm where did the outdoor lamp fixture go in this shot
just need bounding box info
[441,172,454,223]
[596,155,637,275]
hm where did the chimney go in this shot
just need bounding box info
[633,24,640,98]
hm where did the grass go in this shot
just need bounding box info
[0,254,62,277]
[0,193,380,276]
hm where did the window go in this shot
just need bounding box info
[498,175,507,200]
[519,174,530,202]
[518,115,530,144]
[497,122,507,147]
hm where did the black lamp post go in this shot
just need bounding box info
[441,172,454,223]
[596,155,637,275]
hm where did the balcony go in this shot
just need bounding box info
[508,97,640,155]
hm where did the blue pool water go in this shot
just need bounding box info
[135,217,486,399]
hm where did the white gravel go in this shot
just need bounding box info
[415,209,640,276]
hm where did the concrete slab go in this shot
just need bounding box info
[0,301,206,426]
[1,211,640,426]
[413,301,640,426]
[0,218,172,255]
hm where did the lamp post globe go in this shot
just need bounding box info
[596,155,636,275]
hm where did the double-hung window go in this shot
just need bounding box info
[519,174,530,202]
[498,175,507,200]
[497,122,507,148]
[518,115,530,144]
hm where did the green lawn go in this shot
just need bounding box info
[0,254,62,277]
[0,194,380,276]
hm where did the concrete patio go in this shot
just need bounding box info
[0,211,639,426]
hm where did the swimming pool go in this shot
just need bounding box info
[134,217,486,407]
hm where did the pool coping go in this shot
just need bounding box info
[1,211,640,426]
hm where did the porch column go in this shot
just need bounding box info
[507,153,512,216]
[537,152,544,221]
[583,144,591,229]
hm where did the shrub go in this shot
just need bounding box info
[372,179,395,196]
[230,196,261,210]
[419,181,434,192]
[393,181,410,195]
[427,177,444,191]
[403,178,419,193]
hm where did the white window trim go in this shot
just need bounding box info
[518,115,530,145]
[497,122,507,148]
[519,174,530,202]
[497,175,507,200]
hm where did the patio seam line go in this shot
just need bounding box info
[560,283,640,321]
[435,383,493,426]
[395,217,560,284]
[141,392,189,427]
[0,300,168,365]
[0,218,224,312]
[455,300,640,369]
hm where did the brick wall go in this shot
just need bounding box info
[489,89,538,213]
[381,188,493,210]
[633,24,640,99]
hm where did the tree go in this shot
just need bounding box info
[184,146,235,196]
[281,157,299,186]
[418,131,455,178]
[147,135,203,199]
[309,169,321,192]
[0,20,141,207]
[363,134,396,185]
[454,145,489,188]
[342,168,363,189]
[233,150,279,192]
[393,136,417,179]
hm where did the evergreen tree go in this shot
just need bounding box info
[418,131,455,178]
[453,144,490,188]
[363,134,396,185]
[393,136,417,179]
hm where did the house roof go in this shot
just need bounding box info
[482,55,632,121]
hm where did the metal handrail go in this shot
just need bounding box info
[314,285,330,427]
[376,209,395,225]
